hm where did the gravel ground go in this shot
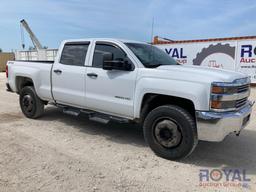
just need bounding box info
[0,72,256,192]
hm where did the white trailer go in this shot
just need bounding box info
[153,36,256,83]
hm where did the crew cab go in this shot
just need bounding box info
[6,38,254,160]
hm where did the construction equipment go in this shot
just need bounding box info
[20,19,43,50]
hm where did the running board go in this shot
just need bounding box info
[56,104,130,124]
[63,108,80,116]
[89,115,110,124]
[88,113,130,124]
[56,104,81,116]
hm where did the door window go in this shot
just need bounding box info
[92,43,127,68]
[60,43,89,66]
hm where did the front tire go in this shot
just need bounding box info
[143,105,198,160]
[19,86,44,119]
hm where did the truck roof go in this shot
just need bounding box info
[63,38,147,44]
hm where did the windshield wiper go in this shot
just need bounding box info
[145,62,180,68]
[146,64,162,68]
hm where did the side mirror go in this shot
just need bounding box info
[103,54,133,71]
[102,53,113,70]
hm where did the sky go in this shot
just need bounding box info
[1,0,256,51]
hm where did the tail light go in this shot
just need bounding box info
[6,65,8,78]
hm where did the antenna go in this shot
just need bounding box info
[150,17,155,63]
[150,17,155,44]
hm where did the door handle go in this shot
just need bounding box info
[87,73,98,78]
[53,69,62,74]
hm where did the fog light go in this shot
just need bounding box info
[211,100,237,110]
[211,101,222,109]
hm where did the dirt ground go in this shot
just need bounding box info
[0,72,255,192]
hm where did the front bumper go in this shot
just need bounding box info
[196,101,254,142]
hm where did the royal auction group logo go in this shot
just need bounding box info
[240,45,256,63]
[193,43,236,68]
[199,168,251,189]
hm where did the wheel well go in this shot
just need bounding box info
[140,93,195,122]
[16,76,34,94]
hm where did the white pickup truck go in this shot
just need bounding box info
[6,38,254,160]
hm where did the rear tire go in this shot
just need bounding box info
[19,86,44,119]
[143,105,198,160]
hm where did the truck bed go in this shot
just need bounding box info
[7,60,54,101]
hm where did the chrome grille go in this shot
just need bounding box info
[236,97,248,108]
[235,83,250,109]
[237,84,250,93]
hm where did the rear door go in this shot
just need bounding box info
[52,42,90,107]
[85,41,138,118]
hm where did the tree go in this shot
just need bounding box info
[0,48,2,53]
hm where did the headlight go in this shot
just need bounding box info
[211,85,237,94]
[210,78,250,112]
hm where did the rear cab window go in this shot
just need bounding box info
[60,42,90,66]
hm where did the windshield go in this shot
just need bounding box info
[125,43,178,68]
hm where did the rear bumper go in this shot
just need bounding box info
[196,101,254,142]
[6,83,13,92]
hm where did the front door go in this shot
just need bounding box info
[85,42,137,118]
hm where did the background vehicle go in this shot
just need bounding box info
[6,38,253,160]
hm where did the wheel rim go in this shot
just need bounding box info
[154,118,182,148]
[22,94,34,113]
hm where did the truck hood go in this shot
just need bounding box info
[150,65,248,84]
